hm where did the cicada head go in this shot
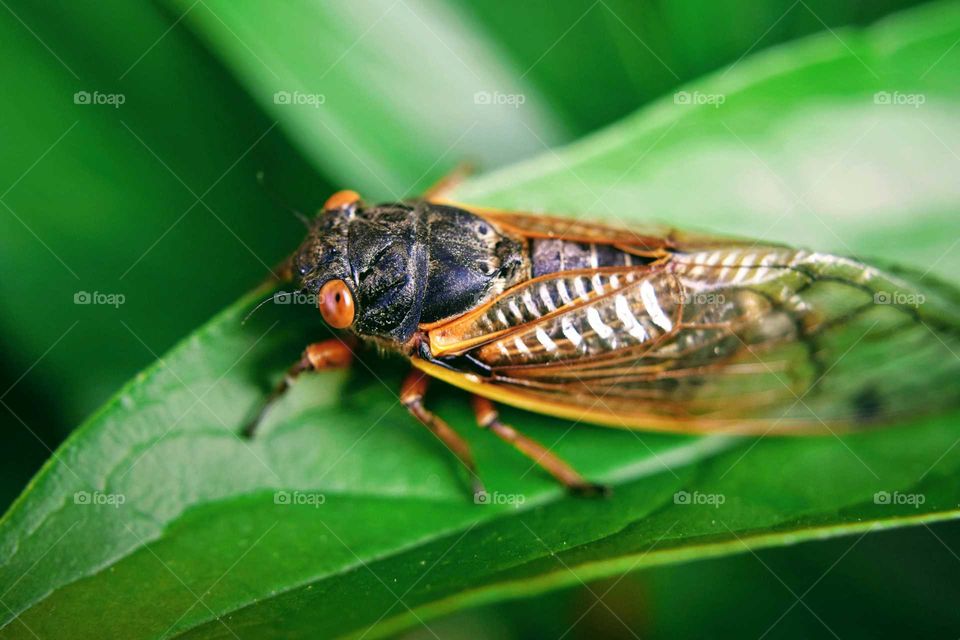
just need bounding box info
[294,191,428,348]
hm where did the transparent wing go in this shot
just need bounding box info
[445,202,758,253]
[420,247,960,433]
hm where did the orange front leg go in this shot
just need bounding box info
[244,338,354,437]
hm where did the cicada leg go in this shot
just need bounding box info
[243,338,354,437]
[471,396,610,497]
[400,370,485,499]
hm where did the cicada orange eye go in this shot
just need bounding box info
[318,279,355,328]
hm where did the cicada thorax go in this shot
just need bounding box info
[418,204,528,324]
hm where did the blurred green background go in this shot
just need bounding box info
[1,0,958,637]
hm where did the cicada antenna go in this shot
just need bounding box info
[242,288,304,325]
[256,170,311,228]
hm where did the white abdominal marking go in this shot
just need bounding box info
[535,327,557,352]
[513,336,531,356]
[522,291,541,317]
[561,316,583,347]
[717,250,740,280]
[640,280,673,331]
[591,273,605,295]
[615,294,648,341]
[508,299,524,321]
[539,283,557,311]
[732,253,756,284]
[574,276,590,300]
[587,307,614,340]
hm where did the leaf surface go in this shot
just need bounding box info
[3,3,960,638]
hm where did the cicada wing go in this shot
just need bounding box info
[442,201,764,253]
[421,247,960,434]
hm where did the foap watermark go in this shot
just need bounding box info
[874,290,925,308]
[274,490,326,508]
[674,90,725,108]
[673,490,725,508]
[874,490,925,509]
[273,291,318,306]
[474,90,526,108]
[677,291,726,305]
[474,490,526,507]
[74,90,125,108]
[873,91,925,108]
[74,490,126,508]
[273,90,326,108]
[74,291,125,308]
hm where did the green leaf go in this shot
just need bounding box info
[0,0,329,433]
[161,0,567,199]
[457,0,931,134]
[459,1,960,280]
[3,2,960,638]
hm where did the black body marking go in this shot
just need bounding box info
[295,201,526,345]
[531,239,647,276]
[420,204,526,324]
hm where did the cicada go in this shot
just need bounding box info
[247,184,960,497]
